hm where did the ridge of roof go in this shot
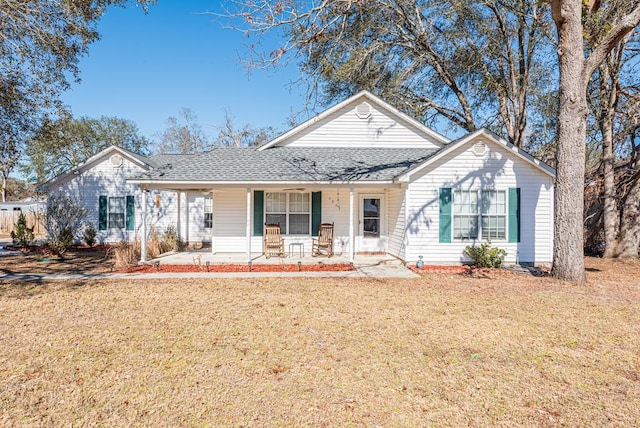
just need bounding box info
[129,146,439,183]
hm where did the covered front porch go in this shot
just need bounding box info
[137,184,407,265]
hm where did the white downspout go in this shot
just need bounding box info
[140,188,147,263]
[210,191,216,255]
[246,187,252,263]
[349,187,354,264]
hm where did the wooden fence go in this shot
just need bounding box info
[0,210,45,236]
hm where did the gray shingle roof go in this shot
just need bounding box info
[130,147,440,182]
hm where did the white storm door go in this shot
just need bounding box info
[359,195,386,252]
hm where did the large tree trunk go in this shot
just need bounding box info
[615,179,640,258]
[1,171,6,203]
[600,75,619,258]
[550,1,587,283]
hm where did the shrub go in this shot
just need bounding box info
[47,227,75,258]
[44,194,88,258]
[83,226,97,247]
[163,225,182,252]
[10,213,35,247]
[464,239,507,268]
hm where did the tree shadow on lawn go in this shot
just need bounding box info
[0,246,112,276]
[0,277,96,299]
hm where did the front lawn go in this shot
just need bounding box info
[1,258,639,426]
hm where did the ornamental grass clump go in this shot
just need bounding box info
[464,239,507,268]
[113,240,140,269]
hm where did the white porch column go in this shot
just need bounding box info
[246,187,252,262]
[210,191,216,255]
[179,191,188,244]
[404,185,410,262]
[140,188,147,263]
[349,187,354,263]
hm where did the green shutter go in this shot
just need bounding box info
[253,191,264,236]
[311,191,322,236]
[508,188,520,243]
[99,195,107,230]
[126,195,135,231]
[439,188,452,243]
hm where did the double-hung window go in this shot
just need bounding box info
[99,195,134,231]
[481,190,506,240]
[108,197,126,229]
[453,190,478,239]
[452,190,507,240]
[265,192,310,235]
[204,197,213,229]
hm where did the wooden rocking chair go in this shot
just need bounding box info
[312,222,334,257]
[264,223,285,258]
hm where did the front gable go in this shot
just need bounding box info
[398,128,555,183]
[259,91,449,150]
[42,146,151,192]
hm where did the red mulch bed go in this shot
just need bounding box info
[407,264,471,274]
[408,264,525,277]
[120,263,356,273]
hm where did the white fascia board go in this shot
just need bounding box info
[397,128,556,182]
[258,90,450,150]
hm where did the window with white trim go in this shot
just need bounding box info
[481,190,506,240]
[453,190,507,240]
[108,197,125,229]
[265,192,310,235]
[453,190,478,239]
[204,196,213,229]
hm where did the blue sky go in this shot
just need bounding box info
[61,1,308,141]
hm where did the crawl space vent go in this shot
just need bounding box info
[472,142,487,157]
[110,154,124,168]
[355,102,372,119]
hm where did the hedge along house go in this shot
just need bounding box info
[43,91,555,265]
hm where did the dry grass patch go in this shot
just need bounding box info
[0,246,112,275]
[0,259,639,426]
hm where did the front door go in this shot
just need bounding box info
[359,195,385,252]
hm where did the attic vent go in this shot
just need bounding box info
[473,141,487,157]
[110,154,124,168]
[355,102,372,119]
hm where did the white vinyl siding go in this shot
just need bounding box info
[405,137,553,265]
[274,99,443,149]
[49,151,178,244]
[386,187,406,260]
